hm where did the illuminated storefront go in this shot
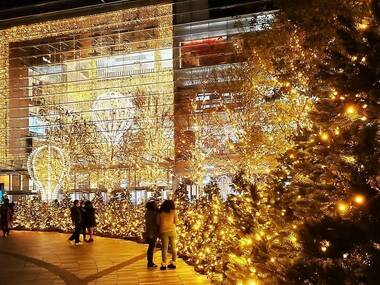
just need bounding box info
[0,4,174,200]
[0,1,275,201]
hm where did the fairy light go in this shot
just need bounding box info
[320,132,329,142]
[5,1,375,284]
[345,104,357,116]
[27,145,67,201]
[247,280,258,285]
[337,201,349,214]
[357,19,369,30]
[353,194,365,205]
[320,240,330,252]
[92,91,135,144]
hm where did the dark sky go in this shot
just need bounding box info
[0,0,109,23]
[0,0,58,9]
[0,0,107,11]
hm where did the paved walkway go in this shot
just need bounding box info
[0,231,211,285]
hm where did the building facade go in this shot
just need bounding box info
[0,0,275,202]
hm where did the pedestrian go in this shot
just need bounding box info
[80,200,87,241]
[0,198,13,238]
[144,200,159,268]
[68,200,82,245]
[157,200,177,270]
[83,200,96,242]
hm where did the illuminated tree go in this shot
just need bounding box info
[185,25,313,184]
[178,181,236,283]
[173,178,190,212]
[61,192,72,208]
[282,1,380,283]
[92,191,104,206]
[203,178,221,200]
[224,1,380,284]
[217,1,380,284]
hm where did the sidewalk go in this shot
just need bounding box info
[0,231,211,285]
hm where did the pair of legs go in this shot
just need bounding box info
[82,226,94,242]
[82,225,87,241]
[160,231,177,266]
[87,227,94,241]
[69,223,81,243]
[2,226,10,238]
[146,237,157,267]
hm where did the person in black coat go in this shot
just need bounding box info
[144,200,159,268]
[83,200,96,242]
[0,198,13,238]
[68,200,82,245]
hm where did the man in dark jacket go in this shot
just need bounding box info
[0,198,13,238]
[68,200,82,245]
[145,200,159,268]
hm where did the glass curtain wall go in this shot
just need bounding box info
[0,0,275,200]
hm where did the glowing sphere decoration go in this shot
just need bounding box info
[27,145,67,201]
[92,91,135,144]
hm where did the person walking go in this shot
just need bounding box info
[0,198,13,238]
[157,200,177,270]
[83,200,96,242]
[68,200,82,245]
[144,200,159,268]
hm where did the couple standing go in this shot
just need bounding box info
[145,199,177,270]
[69,200,96,245]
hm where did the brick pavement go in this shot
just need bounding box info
[0,231,211,285]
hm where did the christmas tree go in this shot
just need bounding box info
[203,178,221,200]
[61,192,72,208]
[149,184,162,201]
[284,1,380,283]
[173,178,190,212]
[92,191,104,207]
[177,180,235,282]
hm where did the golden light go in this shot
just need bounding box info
[345,104,357,116]
[357,20,369,30]
[337,201,349,214]
[353,194,365,205]
[330,90,338,99]
[334,128,340,135]
[320,132,329,142]
[247,280,258,285]
[320,240,330,252]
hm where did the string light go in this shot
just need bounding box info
[353,194,365,205]
[345,104,357,116]
[320,240,330,252]
[337,201,349,214]
[357,19,369,30]
[320,132,329,142]
[27,145,67,201]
